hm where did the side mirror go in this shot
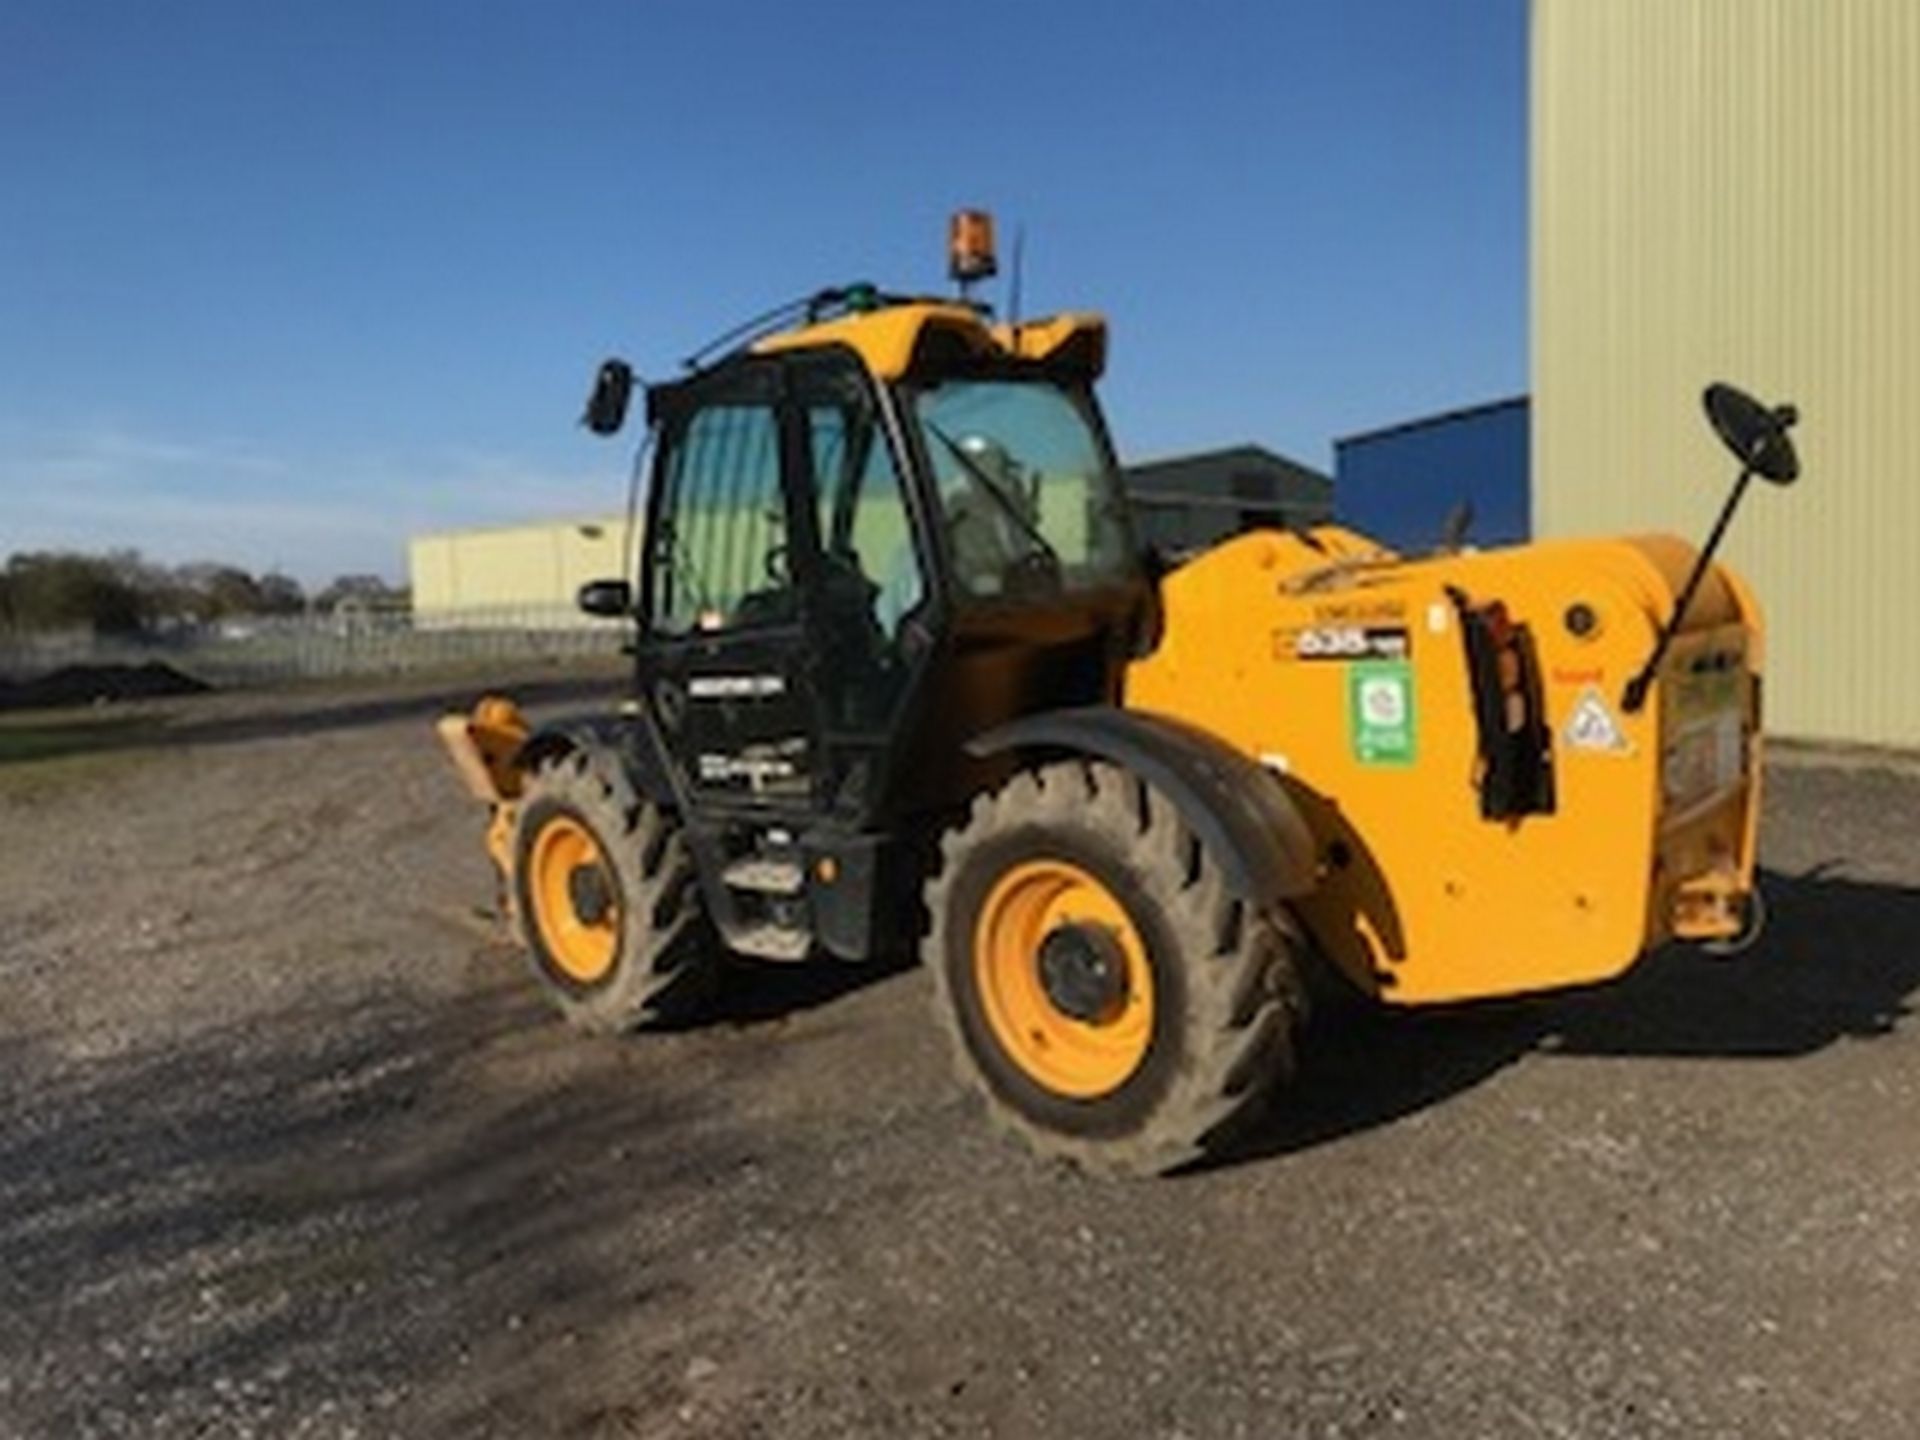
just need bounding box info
[582,359,635,437]
[1704,382,1800,485]
[1623,382,1803,713]
[577,578,633,618]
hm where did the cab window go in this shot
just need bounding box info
[807,391,925,637]
[652,400,792,635]
[909,376,1134,600]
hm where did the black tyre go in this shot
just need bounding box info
[510,746,718,1032]
[923,759,1307,1176]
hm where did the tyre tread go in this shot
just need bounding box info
[923,758,1308,1176]
[512,746,718,1033]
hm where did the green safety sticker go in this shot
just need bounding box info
[1349,659,1416,765]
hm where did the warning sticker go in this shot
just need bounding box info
[1349,660,1416,766]
[1564,685,1630,754]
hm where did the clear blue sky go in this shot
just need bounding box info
[0,1,1526,586]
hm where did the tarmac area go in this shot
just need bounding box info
[1,677,1915,1438]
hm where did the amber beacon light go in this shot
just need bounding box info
[948,208,998,287]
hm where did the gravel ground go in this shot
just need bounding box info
[1,680,1916,1439]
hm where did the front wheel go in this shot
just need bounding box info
[923,759,1307,1176]
[510,746,718,1033]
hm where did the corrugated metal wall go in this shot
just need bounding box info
[1533,0,1919,746]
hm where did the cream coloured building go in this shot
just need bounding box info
[1533,0,1919,746]
[408,516,632,628]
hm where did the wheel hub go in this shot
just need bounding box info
[971,857,1155,1099]
[568,863,614,926]
[1037,922,1129,1023]
[528,813,621,985]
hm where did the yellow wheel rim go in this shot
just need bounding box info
[529,814,620,984]
[972,858,1155,1099]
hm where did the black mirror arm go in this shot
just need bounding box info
[1622,465,1753,714]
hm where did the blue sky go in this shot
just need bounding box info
[0,2,1526,585]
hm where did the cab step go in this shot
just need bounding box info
[728,922,812,963]
[722,857,806,896]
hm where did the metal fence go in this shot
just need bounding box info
[0,604,629,690]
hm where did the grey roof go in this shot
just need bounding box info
[1123,444,1332,508]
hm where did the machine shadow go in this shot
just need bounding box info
[1215,864,1920,1168]
[0,981,838,1436]
[709,951,917,1027]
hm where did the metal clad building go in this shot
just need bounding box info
[1125,446,1333,558]
[1533,0,1920,746]
[1335,398,1530,555]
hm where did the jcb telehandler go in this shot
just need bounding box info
[441,214,1799,1175]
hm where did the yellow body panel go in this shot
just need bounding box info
[752,303,1106,379]
[1126,528,1762,1006]
[436,696,531,880]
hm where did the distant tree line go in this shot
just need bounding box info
[0,550,405,634]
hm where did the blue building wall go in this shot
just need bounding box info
[1333,397,1530,554]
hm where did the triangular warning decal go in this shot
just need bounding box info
[1564,685,1629,753]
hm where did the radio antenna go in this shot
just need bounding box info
[1008,224,1026,339]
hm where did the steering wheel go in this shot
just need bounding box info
[1704,382,1800,485]
[1004,545,1064,596]
[944,493,1061,593]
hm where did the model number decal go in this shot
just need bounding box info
[1277,625,1409,661]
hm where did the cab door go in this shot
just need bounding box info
[639,359,819,813]
[789,351,934,821]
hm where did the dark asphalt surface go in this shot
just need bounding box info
[1,685,1915,1438]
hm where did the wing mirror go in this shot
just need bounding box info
[1622,381,1801,713]
[577,578,633,618]
[1704,382,1800,485]
[582,359,635,436]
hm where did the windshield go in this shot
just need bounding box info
[909,377,1135,600]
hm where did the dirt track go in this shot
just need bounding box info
[2,680,1917,1438]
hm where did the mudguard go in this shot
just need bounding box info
[967,706,1320,906]
[518,711,677,806]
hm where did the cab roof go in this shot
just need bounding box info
[751,301,1108,381]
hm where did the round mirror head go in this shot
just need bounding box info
[1704,382,1800,485]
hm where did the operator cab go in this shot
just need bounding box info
[619,299,1146,830]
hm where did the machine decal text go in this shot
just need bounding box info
[1279,625,1410,662]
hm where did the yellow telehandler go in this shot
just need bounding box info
[441,214,1797,1174]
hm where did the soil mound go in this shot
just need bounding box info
[0,661,213,711]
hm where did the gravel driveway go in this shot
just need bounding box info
[2,681,1916,1438]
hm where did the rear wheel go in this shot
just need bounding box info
[924,759,1306,1175]
[511,746,718,1032]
